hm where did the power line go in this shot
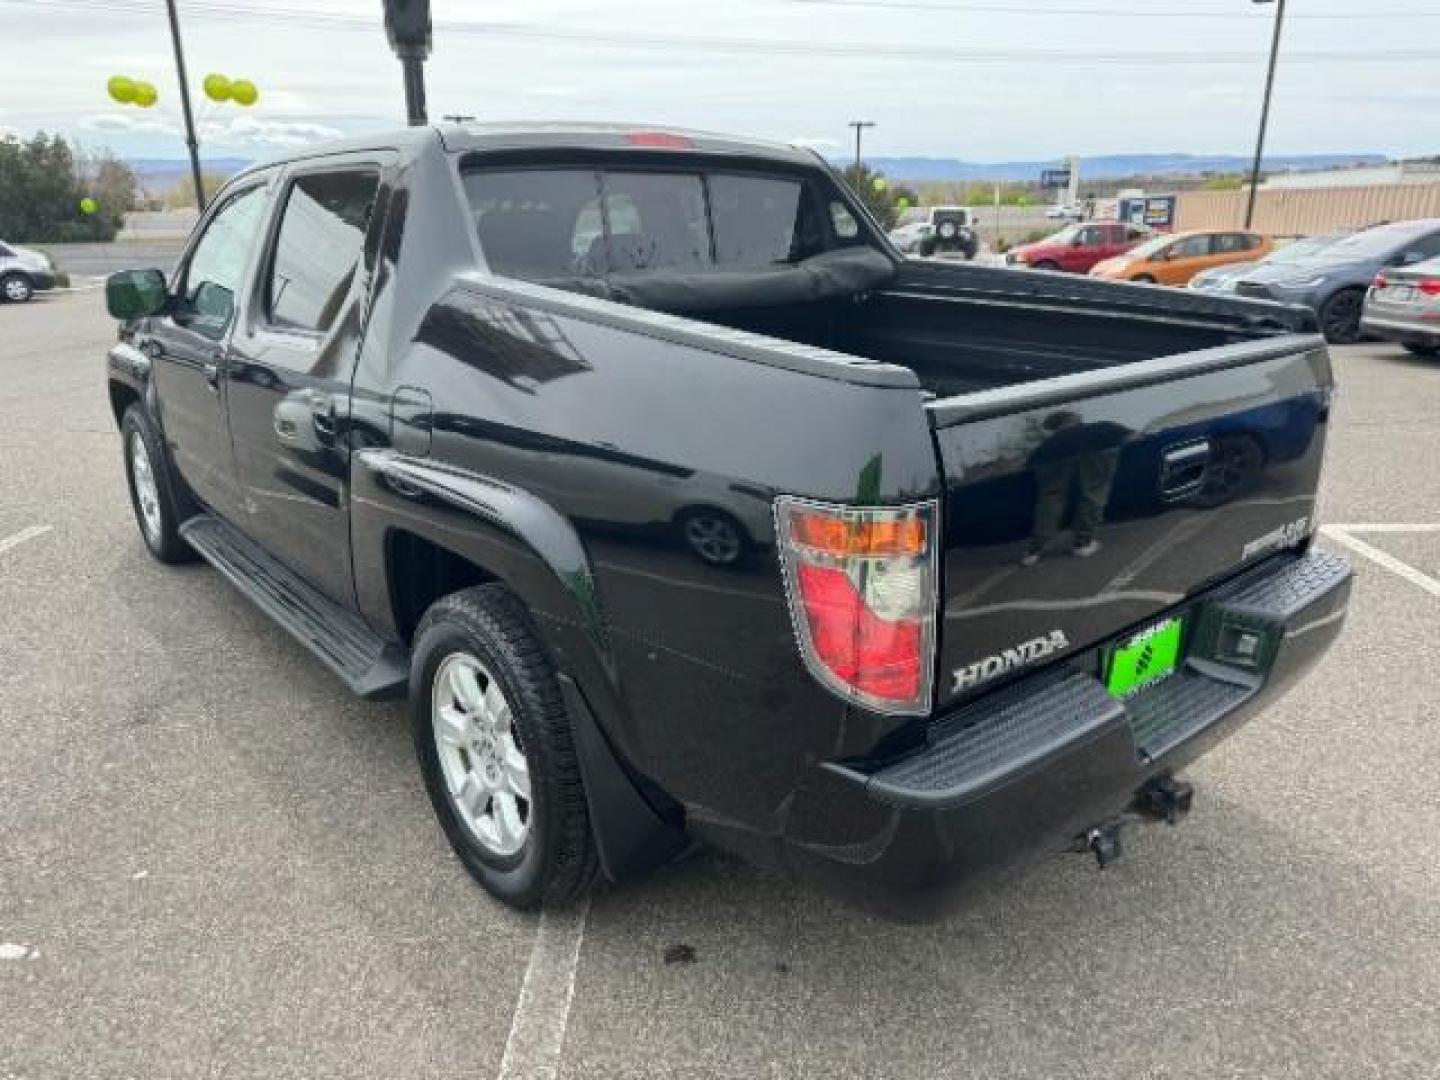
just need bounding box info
[6,0,1439,65]
[784,0,1440,18]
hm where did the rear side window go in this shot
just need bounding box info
[1169,235,1212,259]
[1214,233,1255,254]
[267,170,379,333]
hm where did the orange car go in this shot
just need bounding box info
[1090,229,1273,286]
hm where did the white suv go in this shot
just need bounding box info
[0,241,57,302]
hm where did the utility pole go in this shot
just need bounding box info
[1245,0,1286,228]
[163,0,206,212]
[849,120,876,175]
[384,0,432,126]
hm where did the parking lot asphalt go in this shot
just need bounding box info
[3,290,1438,1079]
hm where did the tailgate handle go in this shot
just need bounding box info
[1159,439,1210,501]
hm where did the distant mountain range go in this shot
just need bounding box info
[122,151,1390,191]
[128,157,252,191]
[846,152,1388,183]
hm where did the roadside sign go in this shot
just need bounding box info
[1040,168,1072,189]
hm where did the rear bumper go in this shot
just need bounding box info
[1361,313,1440,348]
[780,548,1352,920]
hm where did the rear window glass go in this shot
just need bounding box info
[464,169,600,280]
[710,174,806,266]
[465,164,866,283]
[601,172,711,272]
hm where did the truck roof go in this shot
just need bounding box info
[235,121,822,180]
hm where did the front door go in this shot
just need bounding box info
[147,180,272,519]
[225,160,385,607]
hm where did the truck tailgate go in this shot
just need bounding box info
[928,335,1332,709]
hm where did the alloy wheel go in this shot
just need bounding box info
[431,653,532,858]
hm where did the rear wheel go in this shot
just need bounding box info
[678,507,748,568]
[1402,343,1440,359]
[412,585,598,909]
[121,405,195,564]
[1319,288,1365,345]
[1031,259,1060,272]
[2,273,34,303]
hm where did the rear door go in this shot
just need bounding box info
[1159,233,1215,285]
[927,337,1331,709]
[224,155,387,607]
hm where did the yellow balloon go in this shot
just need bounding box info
[133,81,158,108]
[203,73,232,102]
[107,75,137,105]
[230,79,258,107]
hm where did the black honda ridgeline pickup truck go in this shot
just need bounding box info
[105,124,1351,919]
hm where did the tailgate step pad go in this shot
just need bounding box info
[180,514,408,700]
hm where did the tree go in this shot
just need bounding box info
[164,171,229,210]
[839,163,918,231]
[0,132,137,242]
[1202,174,1248,191]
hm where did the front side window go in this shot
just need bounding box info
[181,184,268,339]
[266,169,379,334]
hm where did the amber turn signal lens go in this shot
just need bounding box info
[788,511,928,558]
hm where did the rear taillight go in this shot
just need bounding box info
[1372,273,1388,290]
[775,498,938,715]
[1419,279,1440,297]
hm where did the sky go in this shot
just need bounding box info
[1,0,1437,166]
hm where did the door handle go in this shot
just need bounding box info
[203,350,223,391]
[1159,439,1210,502]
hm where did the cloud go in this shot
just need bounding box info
[83,112,182,137]
[790,136,839,151]
[198,115,344,148]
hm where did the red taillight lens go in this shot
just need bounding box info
[776,499,938,715]
[1372,273,1388,290]
[1418,279,1440,297]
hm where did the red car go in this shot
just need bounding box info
[1006,221,1150,274]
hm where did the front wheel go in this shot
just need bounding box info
[1132,274,1157,284]
[412,585,598,909]
[1319,288,1365,345]
[2,273,34,303]
[121,405,195,563]
[1030,260,1060,272]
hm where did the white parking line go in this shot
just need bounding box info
[1321,525,1440,599]
[0,525,53,558]
[1326,523,1440,534]
[497,897,591,1080]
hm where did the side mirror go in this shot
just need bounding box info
[106,268,168,320]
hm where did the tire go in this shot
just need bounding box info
[678,507,749,568]
[1318,288,1365,345]
[1402,343,1440,359]
[1132,274,1157,284]
[2,273,34,303]
[412,585,598,910]
[121,404,195,564]
[1031,260,1060,272]
[936,220,959,241]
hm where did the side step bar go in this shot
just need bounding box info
[180,515,409,700]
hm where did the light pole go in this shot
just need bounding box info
[163,0,206,212]
[1244,0,1286,229]
[848,120,876,175]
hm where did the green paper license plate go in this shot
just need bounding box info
[1106,616,1184,697]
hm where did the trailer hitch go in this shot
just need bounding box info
[1074,776,1196,869]
[1133,775,1194,826]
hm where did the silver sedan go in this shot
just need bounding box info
[1361,254,1440,358]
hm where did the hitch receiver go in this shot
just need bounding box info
[1134,775,1194,826]
[1085,823,1123,869]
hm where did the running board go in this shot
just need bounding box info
[180,515,409,700]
